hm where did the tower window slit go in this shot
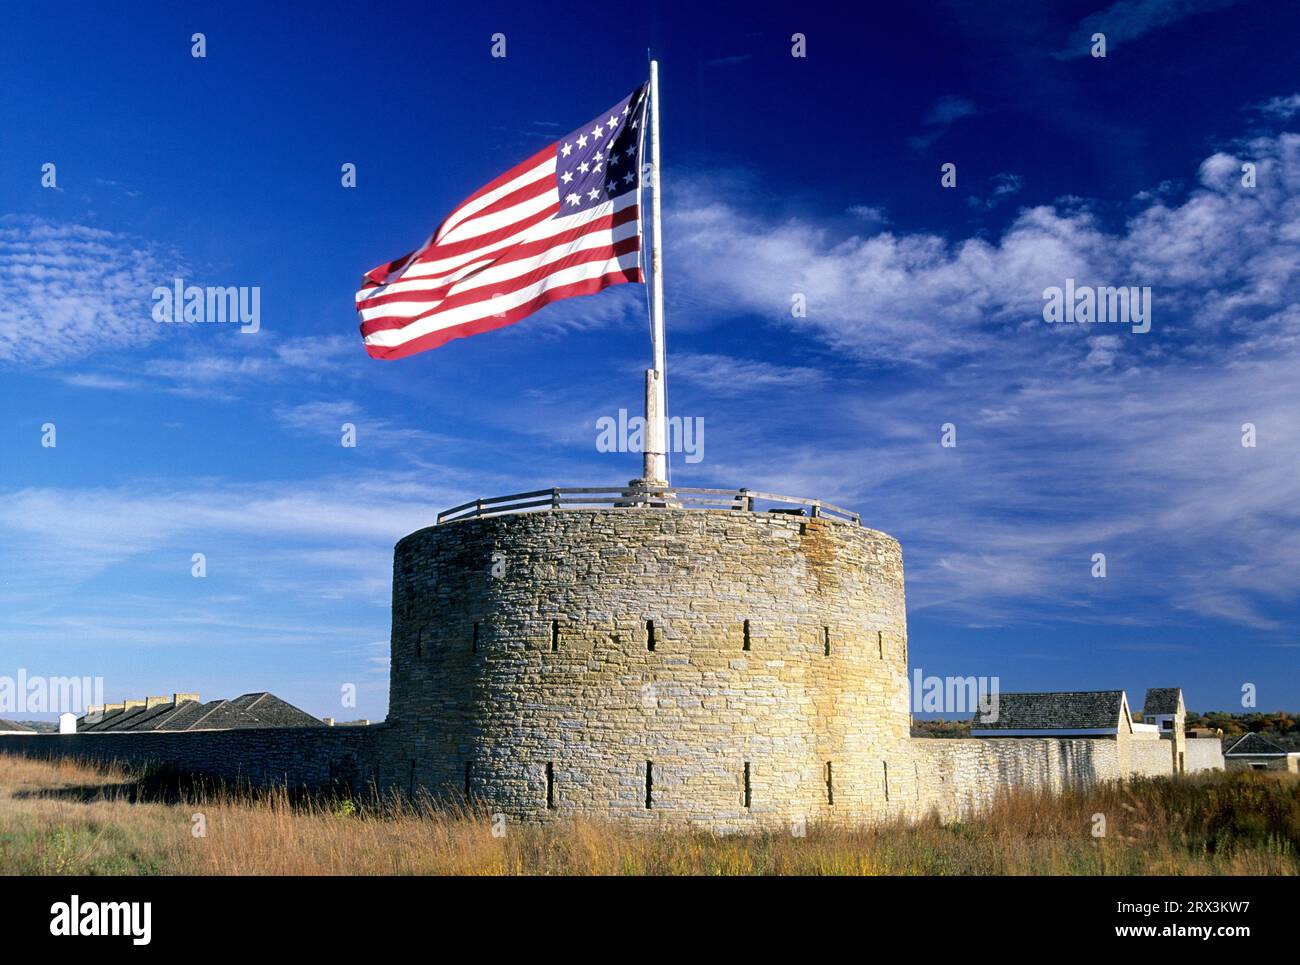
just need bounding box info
[464,760,472,797]
[878,630,884,659]
[883,760,890,802]
[646,620,656,652]
[551,620,559,653]
[546,761,555,809]
[826,762,834,805]
[645,760,654,808]
[472,621,480,653]
[743,762,752,808]
[742,619,751,651]
[823,626,831,656]
[415,629,423,659]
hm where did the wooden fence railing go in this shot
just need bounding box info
[436,486,860,525]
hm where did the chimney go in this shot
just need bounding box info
[104,702,125,714]
[86,705,104,717]
[173,692,200,705]
[145,695,172,710]
[322,717,335,726]
[123,699,146,711]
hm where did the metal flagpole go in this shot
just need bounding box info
[642,58,668,484]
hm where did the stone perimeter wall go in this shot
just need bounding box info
[0,509,1224,830]
[912,738,1123,820]
[1185,738,1226,772]
[0,726,380,791]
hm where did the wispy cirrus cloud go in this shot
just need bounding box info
[908,96,978,151]
[671,352,826,396]
[1255,93,1300,122]
[0,218,187,364]
[272,399,464,452]
[1055,0,1246,59]
[967,172,1025,211]
[0,471,453,607]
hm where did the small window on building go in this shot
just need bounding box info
[551,620,559,653]
[646,620,656,652]
[742,619,751,651]
[1250,762,1267,771]
[1161,719,1173,730]
[823,626,830,657]
[743,762,752,808]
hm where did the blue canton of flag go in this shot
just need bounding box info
[557,84,648,213]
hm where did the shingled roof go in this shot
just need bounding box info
[227,693,322,727]
[1142,688,1182,715]
[971,690,1129,734]
[1224,733,1291,756]
[77,693,320,733]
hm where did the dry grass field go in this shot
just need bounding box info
[1,752,1297,875]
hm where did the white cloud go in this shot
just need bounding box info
[908,96,978,151]
[968,172,1025,211]
[671,130,1300,370]
[671,353,826,396]
[0,218,187,364]
[1256,93,1300,121]
[664,124,1300,629]
[1056,0,1245,59]
[272,399,462,452]
[0,471,452,609]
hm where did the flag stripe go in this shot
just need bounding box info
[356,205,640,311]
[381,188,638,288]
[360,232,641,335]
[363,265,642,360]
[435,180,560,247]
[435,146,556,242]
[363,251,641,348]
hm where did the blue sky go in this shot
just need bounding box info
[2,0,1297,722]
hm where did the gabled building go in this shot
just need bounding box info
[970,690,1136,737]
[1224,732,1300,773]
[77,692,319,733]
[1142,686,1188,772]
[1141,687,1185,735]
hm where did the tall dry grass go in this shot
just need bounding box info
[1,753,1296,875]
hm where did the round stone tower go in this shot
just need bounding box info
[386,495,911,829]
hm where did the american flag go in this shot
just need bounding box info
[357,84,649,360]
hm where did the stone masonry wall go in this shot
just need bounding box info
[382,509,911,829]
[1128,737,1175,777]
[911,737,1123,819]
[0,726,380,791]
[1185,737,1225,772]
